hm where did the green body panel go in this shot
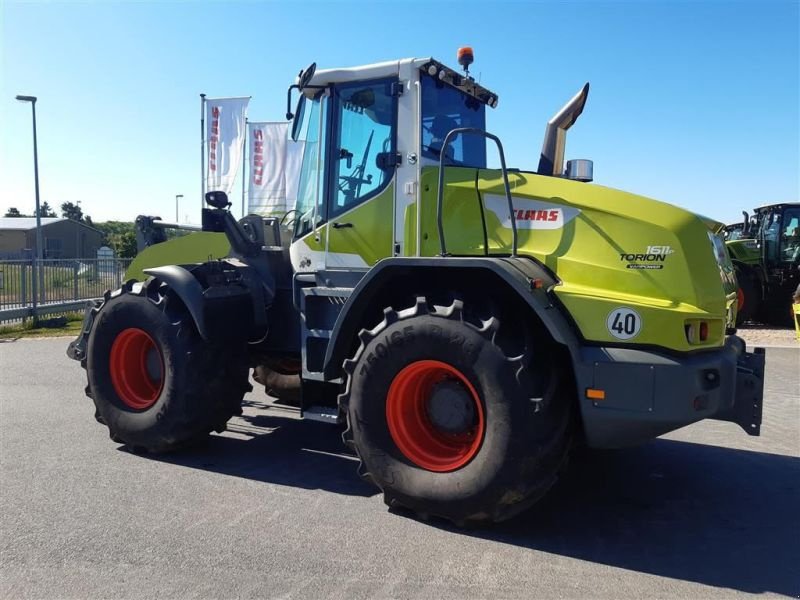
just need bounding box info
[124,232,230,281]
[327,184,394,265]
[417,167,737,352]
[291,185,393,268]
[725,238,761,265]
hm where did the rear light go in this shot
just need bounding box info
[685,319,715,345]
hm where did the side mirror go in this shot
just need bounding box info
[290,96,305,141]
[286,62,317,121]
[205,191,230,209]
[297,62,316,90]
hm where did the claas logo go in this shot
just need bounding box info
[515,209,559,222]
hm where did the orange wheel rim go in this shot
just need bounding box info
[386,360,484,472]
[737,287,745,311]
[109,328,164,410]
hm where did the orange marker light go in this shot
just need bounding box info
[457,46,474,69]
[586,388,606,400]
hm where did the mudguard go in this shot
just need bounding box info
[322,256,580,379]
[144,265,209,339]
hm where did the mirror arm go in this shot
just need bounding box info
[286,84,300,120]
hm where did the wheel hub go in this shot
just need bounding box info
[425,380,476,434]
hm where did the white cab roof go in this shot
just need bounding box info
[306,57,431,87]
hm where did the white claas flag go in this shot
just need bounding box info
[247,122,304,217]
[248,122,287,215]
[206,97,250,194]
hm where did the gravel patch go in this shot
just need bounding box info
[736,324,799,347]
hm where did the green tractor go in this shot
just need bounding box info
[67,53,765,525]
[724,203,800,325]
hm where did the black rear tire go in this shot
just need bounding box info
[340,296,574,525]
[734,263,759,325]
[82,280,250,453]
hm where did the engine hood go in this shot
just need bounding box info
[418,167,738,352]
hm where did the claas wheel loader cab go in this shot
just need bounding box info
[68,51,765,526]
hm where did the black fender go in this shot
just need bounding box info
[322,256,582,379]
[145,261,270,343]
[144,265,209,338]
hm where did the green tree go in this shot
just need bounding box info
[94,221,137,257]
[60,201,84,221]
[37,202,57,218]
[117,231,138,258]
[3,207,30,217]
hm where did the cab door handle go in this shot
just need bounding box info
[332,222,353,229]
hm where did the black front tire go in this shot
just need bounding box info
[82,280,250,453]
[340,296,574,525]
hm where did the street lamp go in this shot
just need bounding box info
[16,95,43,323]
[175,194,184,222]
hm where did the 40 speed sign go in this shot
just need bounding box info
[606,308,642,340]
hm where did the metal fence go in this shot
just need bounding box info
[0,258,133,324]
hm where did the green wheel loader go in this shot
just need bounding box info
[68,54,765,525]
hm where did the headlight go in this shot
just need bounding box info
[709,231,733,271]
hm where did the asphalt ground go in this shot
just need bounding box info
[1,338,798,599]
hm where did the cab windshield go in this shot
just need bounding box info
[420,73,486,167]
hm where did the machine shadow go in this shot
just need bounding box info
[419,439,800,596]
[137,400,799,596]
[139,399,375,498]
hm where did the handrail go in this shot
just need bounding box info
[435,128,517,257]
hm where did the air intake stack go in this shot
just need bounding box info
[537,83,590,178]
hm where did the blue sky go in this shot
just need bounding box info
[2,0,797,224]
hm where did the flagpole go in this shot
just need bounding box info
[200,93,206,215]
[242,118,247,218]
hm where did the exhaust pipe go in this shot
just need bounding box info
[537,83,590,177]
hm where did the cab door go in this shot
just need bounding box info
[325,78,398,270]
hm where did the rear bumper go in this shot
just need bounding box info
[578,336,765,448]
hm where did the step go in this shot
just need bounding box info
[302,286,353,300]
[302,405,340,424]
[300,370,342,385]
[306,328,333,339]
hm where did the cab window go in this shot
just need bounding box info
[420,72,486,167]
[762,211,782,262]
[780,208,800,262]
[330,79,397,217]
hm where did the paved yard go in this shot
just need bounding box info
[1,338,798,599]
